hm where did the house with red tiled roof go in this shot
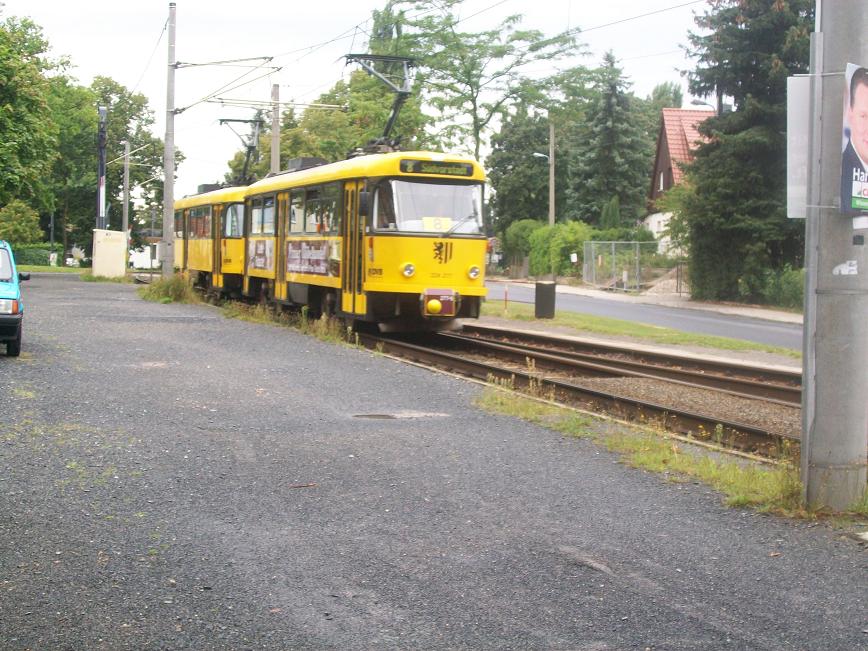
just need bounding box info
[644,108,714,252]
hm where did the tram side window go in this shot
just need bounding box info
[290,191,304,233]
[304,188,321,233]
[320,183,340,234]
[174,210,184,238]
[262,196,275,235]
[188,206,212,239]
[223,203,243,238]
[250,198,263,235]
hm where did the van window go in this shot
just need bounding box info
[0,249,12,282]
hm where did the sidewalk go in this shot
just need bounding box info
[491,278,803,325]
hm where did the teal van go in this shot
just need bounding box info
[0,240,30,356]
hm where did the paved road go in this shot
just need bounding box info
[486,281,804,350]
[1,275,864,650]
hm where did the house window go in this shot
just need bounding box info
[658,171,664,192]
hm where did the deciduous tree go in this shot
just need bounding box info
[0,16,57,212]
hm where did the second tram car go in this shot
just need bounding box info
[176,151,488,331]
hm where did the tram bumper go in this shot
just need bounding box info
[421,289,458,317]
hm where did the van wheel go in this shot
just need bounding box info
[6,326,21,357]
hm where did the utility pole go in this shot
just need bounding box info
[270,83,280,174]
[122,140,130,243]
[801,1,868,510]
[548,121,555,229]
[548,121,556,281]
[161,2,177,278]
[96,106,108,231]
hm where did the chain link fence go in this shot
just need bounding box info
[582,241,678,292]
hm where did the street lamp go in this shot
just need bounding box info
[690,97,723,115]
[532,120,557,285]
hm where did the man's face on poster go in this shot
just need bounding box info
[849,82,868,163]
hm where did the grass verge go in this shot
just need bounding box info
[481,301,801,359]
[17,265,83,274]
[474,387,850,518]
[81,273,131,283]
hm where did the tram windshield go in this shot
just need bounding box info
[374,180,483,235]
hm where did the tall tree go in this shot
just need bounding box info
[486,107,568,235]
[676,0,812,300]
[372,0,578,160]
[90,76,168,231]
[44,78,98,253]
[0,16,57,213]
[565,52,652,225]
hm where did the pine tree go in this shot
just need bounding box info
[565,52,652,225]
[679,0,812,300]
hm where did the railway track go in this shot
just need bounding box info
[455,324,802,407]
[358,327,803,457]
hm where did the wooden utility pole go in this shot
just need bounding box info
[801,0,868,510]
[161,2,177,278]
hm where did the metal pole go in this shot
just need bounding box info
[549,121,556,281]
[97,106,108,231]
[801,1,868,510]
[270,83,280,174]
[122,140,130,242]
[161,2,177,278]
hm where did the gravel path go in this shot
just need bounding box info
[1,274,865,650]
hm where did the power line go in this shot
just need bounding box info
[567,0,704,37]
[131,17,168,94]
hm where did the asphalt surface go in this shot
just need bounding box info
[485,281,804,350]
[1,274,865,650]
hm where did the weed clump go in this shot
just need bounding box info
[138,275,200,304]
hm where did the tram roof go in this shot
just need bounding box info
[245,150,485,197]
[175,185,247,209]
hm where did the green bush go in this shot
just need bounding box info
[528,221,596,277]
[9,243,63,266]
[13,248,50,265]
[503,219,545,260]
[758,266,804,309]
[590,226,655,242]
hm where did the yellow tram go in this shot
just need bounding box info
[176,151,488,330]
[174,185,247,294]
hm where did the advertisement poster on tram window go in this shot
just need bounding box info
[841,63,868,216]
[286,240,331,276]
[247,239,274,271]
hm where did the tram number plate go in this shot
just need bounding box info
[422,289,456,317]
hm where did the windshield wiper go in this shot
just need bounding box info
[443,213,479,236]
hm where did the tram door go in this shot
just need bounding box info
[341,181,366,316]
[211,205,223,289]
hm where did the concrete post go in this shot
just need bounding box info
[801,1,868,510]
[161,2,177,278]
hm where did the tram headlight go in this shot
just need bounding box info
[401,262,416,278]
[467,265,481,279]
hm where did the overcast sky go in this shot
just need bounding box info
[3,0,707,197]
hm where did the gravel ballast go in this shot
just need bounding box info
[0,274,865,650]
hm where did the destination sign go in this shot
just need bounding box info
[400,159,474,177]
